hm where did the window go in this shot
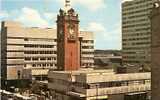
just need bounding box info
[25,57,31,61]
[32,58,38,60]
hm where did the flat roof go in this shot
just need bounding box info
[50,69,114,75]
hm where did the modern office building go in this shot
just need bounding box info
[48,69,151,100]
[151,1,160,100]
[1,21,57,82]
[122,0,155,66]
[0,21,94,82]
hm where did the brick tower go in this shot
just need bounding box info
[57,0,80,71]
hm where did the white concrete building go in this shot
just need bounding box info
[48,69,151,100]
[1,21,94,80]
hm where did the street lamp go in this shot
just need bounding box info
[95,84,99,100]
[17,70,21,94]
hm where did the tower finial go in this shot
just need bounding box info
[65,0,71,8]
[64,0,71,12]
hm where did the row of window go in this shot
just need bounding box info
[123,56,146,59]
[82,40,94,43]
[123,1,152,9]
[24,44,55,48]
[122,9,151,16]
[123,60,150,63]
[123,27,150,32]
[122,13,150,20]
[124,42,150,46]
[123,30,150,33]
[123,37,150,41]
[123,51,147,54]
[82,57,94,61]
[7,57,24,59]
[25,57,56,61]
[82,52,94,54]
[122,32,150,37]
[123,4,152,12]
[123,47,150,50]
[24,51,56,54]
[122,18,150,25]
[32,63,56,67]
[82,63,94,67]
[24,38,56,42]
[7,37,56,41]
[82,46,94,49]
[122,23,150,29]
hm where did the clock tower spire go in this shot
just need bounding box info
[57,0,80,71]
[64,0,71,13]
[65,0,70,8]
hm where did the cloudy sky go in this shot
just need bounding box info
[0,0,129,50]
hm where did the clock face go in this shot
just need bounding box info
[68,24,76,40]
[69,27,75,35]
[68,24,75,35]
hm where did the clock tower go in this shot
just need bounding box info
[57,0,80,71]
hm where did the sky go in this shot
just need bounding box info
[0,0,129,50]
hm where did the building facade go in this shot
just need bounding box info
[151,1,160,100]
[122,0,155,66]
[1,21,57,81]
[48,69,151,100]
[94,50,122,69]
[80,31,94,68]
[1,21,94,81]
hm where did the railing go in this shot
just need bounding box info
[86,83,150,96]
